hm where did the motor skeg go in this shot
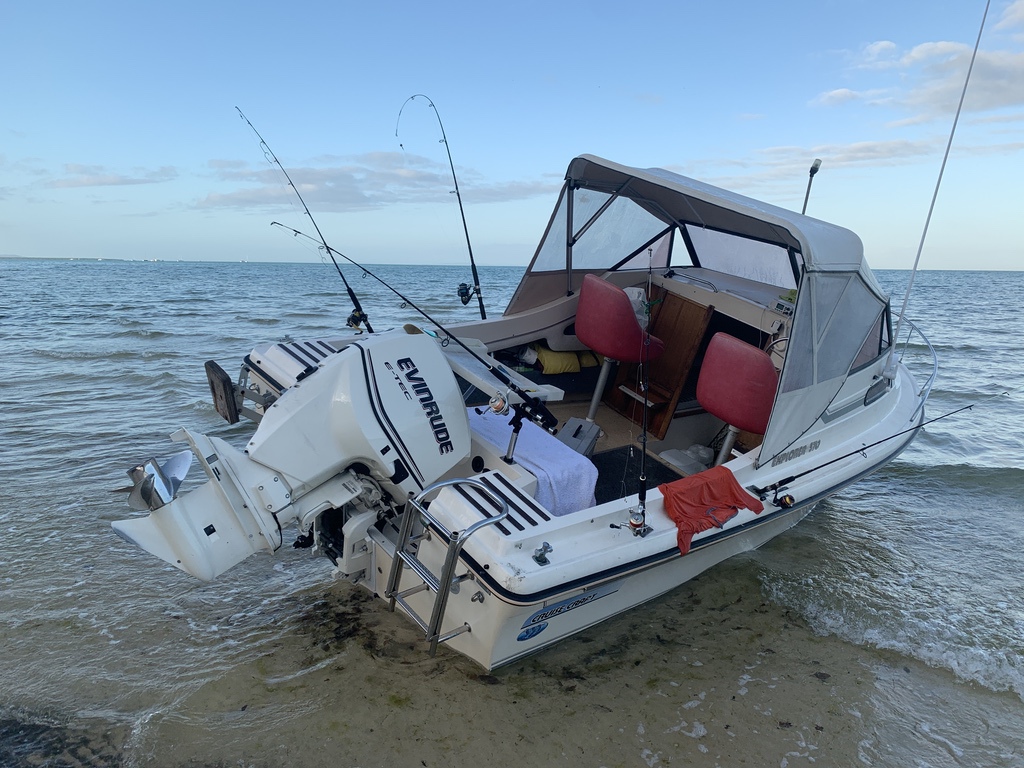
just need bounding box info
[242,330,471,502]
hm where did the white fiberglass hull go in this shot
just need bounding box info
[377,500,815,670]
[367,363,922,670]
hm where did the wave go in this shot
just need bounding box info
[21,347,189,363]
[848,458,1024,511]
[883,460,1024,488]
[762,579,1024,701]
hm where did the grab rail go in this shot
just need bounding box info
[893,314,938,422]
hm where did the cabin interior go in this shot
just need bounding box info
[477,266,792,499]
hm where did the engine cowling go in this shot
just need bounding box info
[112,331,472,580]
[244,330,472,502]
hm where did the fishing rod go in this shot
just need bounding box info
[889,0,989,355]
[629,249,658,538]
[752,401,984,501]
[235,107,374,333]
[396,94,487,320]
[270,221,558,433]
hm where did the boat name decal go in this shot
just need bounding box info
[519,583,620,637]
[396,357,454,454]
[771,439,821,467]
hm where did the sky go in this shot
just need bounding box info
[2,0,1022,270]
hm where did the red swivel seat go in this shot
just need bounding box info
[696,332,779,466]
[575,274,665,423]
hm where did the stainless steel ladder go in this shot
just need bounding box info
[385,477,509,656]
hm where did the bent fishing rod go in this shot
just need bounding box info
[236,107,373,333]
[271,221,557,433]
[396,94,487,320]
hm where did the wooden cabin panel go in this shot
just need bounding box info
[606,290,714,439]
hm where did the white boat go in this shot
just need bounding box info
[113,155,936,671]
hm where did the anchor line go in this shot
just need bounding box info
[235,107,374,333]
[396,94,486,320]
[269,221,558,434]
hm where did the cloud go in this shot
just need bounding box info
[674,127,1024,208]
[812,85,902,110]
[631,92,664,106]
[48,164,178,188]
[815,88,867,106]
[995,0,1024,37]
[896,45,1024,119]
[198,151,558,212]
[818,7,1024,124]
[860,40,900,67]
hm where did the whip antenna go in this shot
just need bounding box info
[890,0,989,354]
[236,107,373,333]
[396,94,487,320]
[801,158,822,215]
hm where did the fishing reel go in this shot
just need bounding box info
[457,282,479,306]
[610,507,652,538]
[488,391,511,416]
[752,481,796,509]
[346,309,368,330]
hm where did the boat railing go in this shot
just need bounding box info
[663,267,719,292]
[893,314,938,421]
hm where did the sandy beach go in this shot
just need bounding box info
[8,559,950,768]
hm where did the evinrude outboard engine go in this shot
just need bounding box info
[113,331,472,580]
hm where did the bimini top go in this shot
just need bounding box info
[544,155,895,466]
[565,154,881,291]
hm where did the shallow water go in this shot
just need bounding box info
[2,260,1023,766]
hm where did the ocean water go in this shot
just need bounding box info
[1,259,1022,767]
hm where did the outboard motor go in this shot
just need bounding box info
[113,331,472,580]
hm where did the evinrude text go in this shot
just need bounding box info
[397,357,454,454]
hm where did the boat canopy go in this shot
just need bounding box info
[512,154,882,292]
[506,155,893,465]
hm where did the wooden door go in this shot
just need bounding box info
[606,290,714,439]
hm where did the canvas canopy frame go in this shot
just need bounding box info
[505,155,893,465]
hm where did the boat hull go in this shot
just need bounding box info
[374,500,816,670]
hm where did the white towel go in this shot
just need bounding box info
[468,408,598,517]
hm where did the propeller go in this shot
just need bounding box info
[127,449,193,511]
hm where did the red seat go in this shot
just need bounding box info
[696,332,779,465]
[576,274,665,364]
[575,274,664,422]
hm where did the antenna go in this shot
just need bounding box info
[801,158,822,215]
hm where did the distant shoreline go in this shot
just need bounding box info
[0,255,528,268]
[3,256,1020,273]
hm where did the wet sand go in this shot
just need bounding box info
[8,556,1022,767]
[32,563,888,767]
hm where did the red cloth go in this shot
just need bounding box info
[658,465,764,554]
